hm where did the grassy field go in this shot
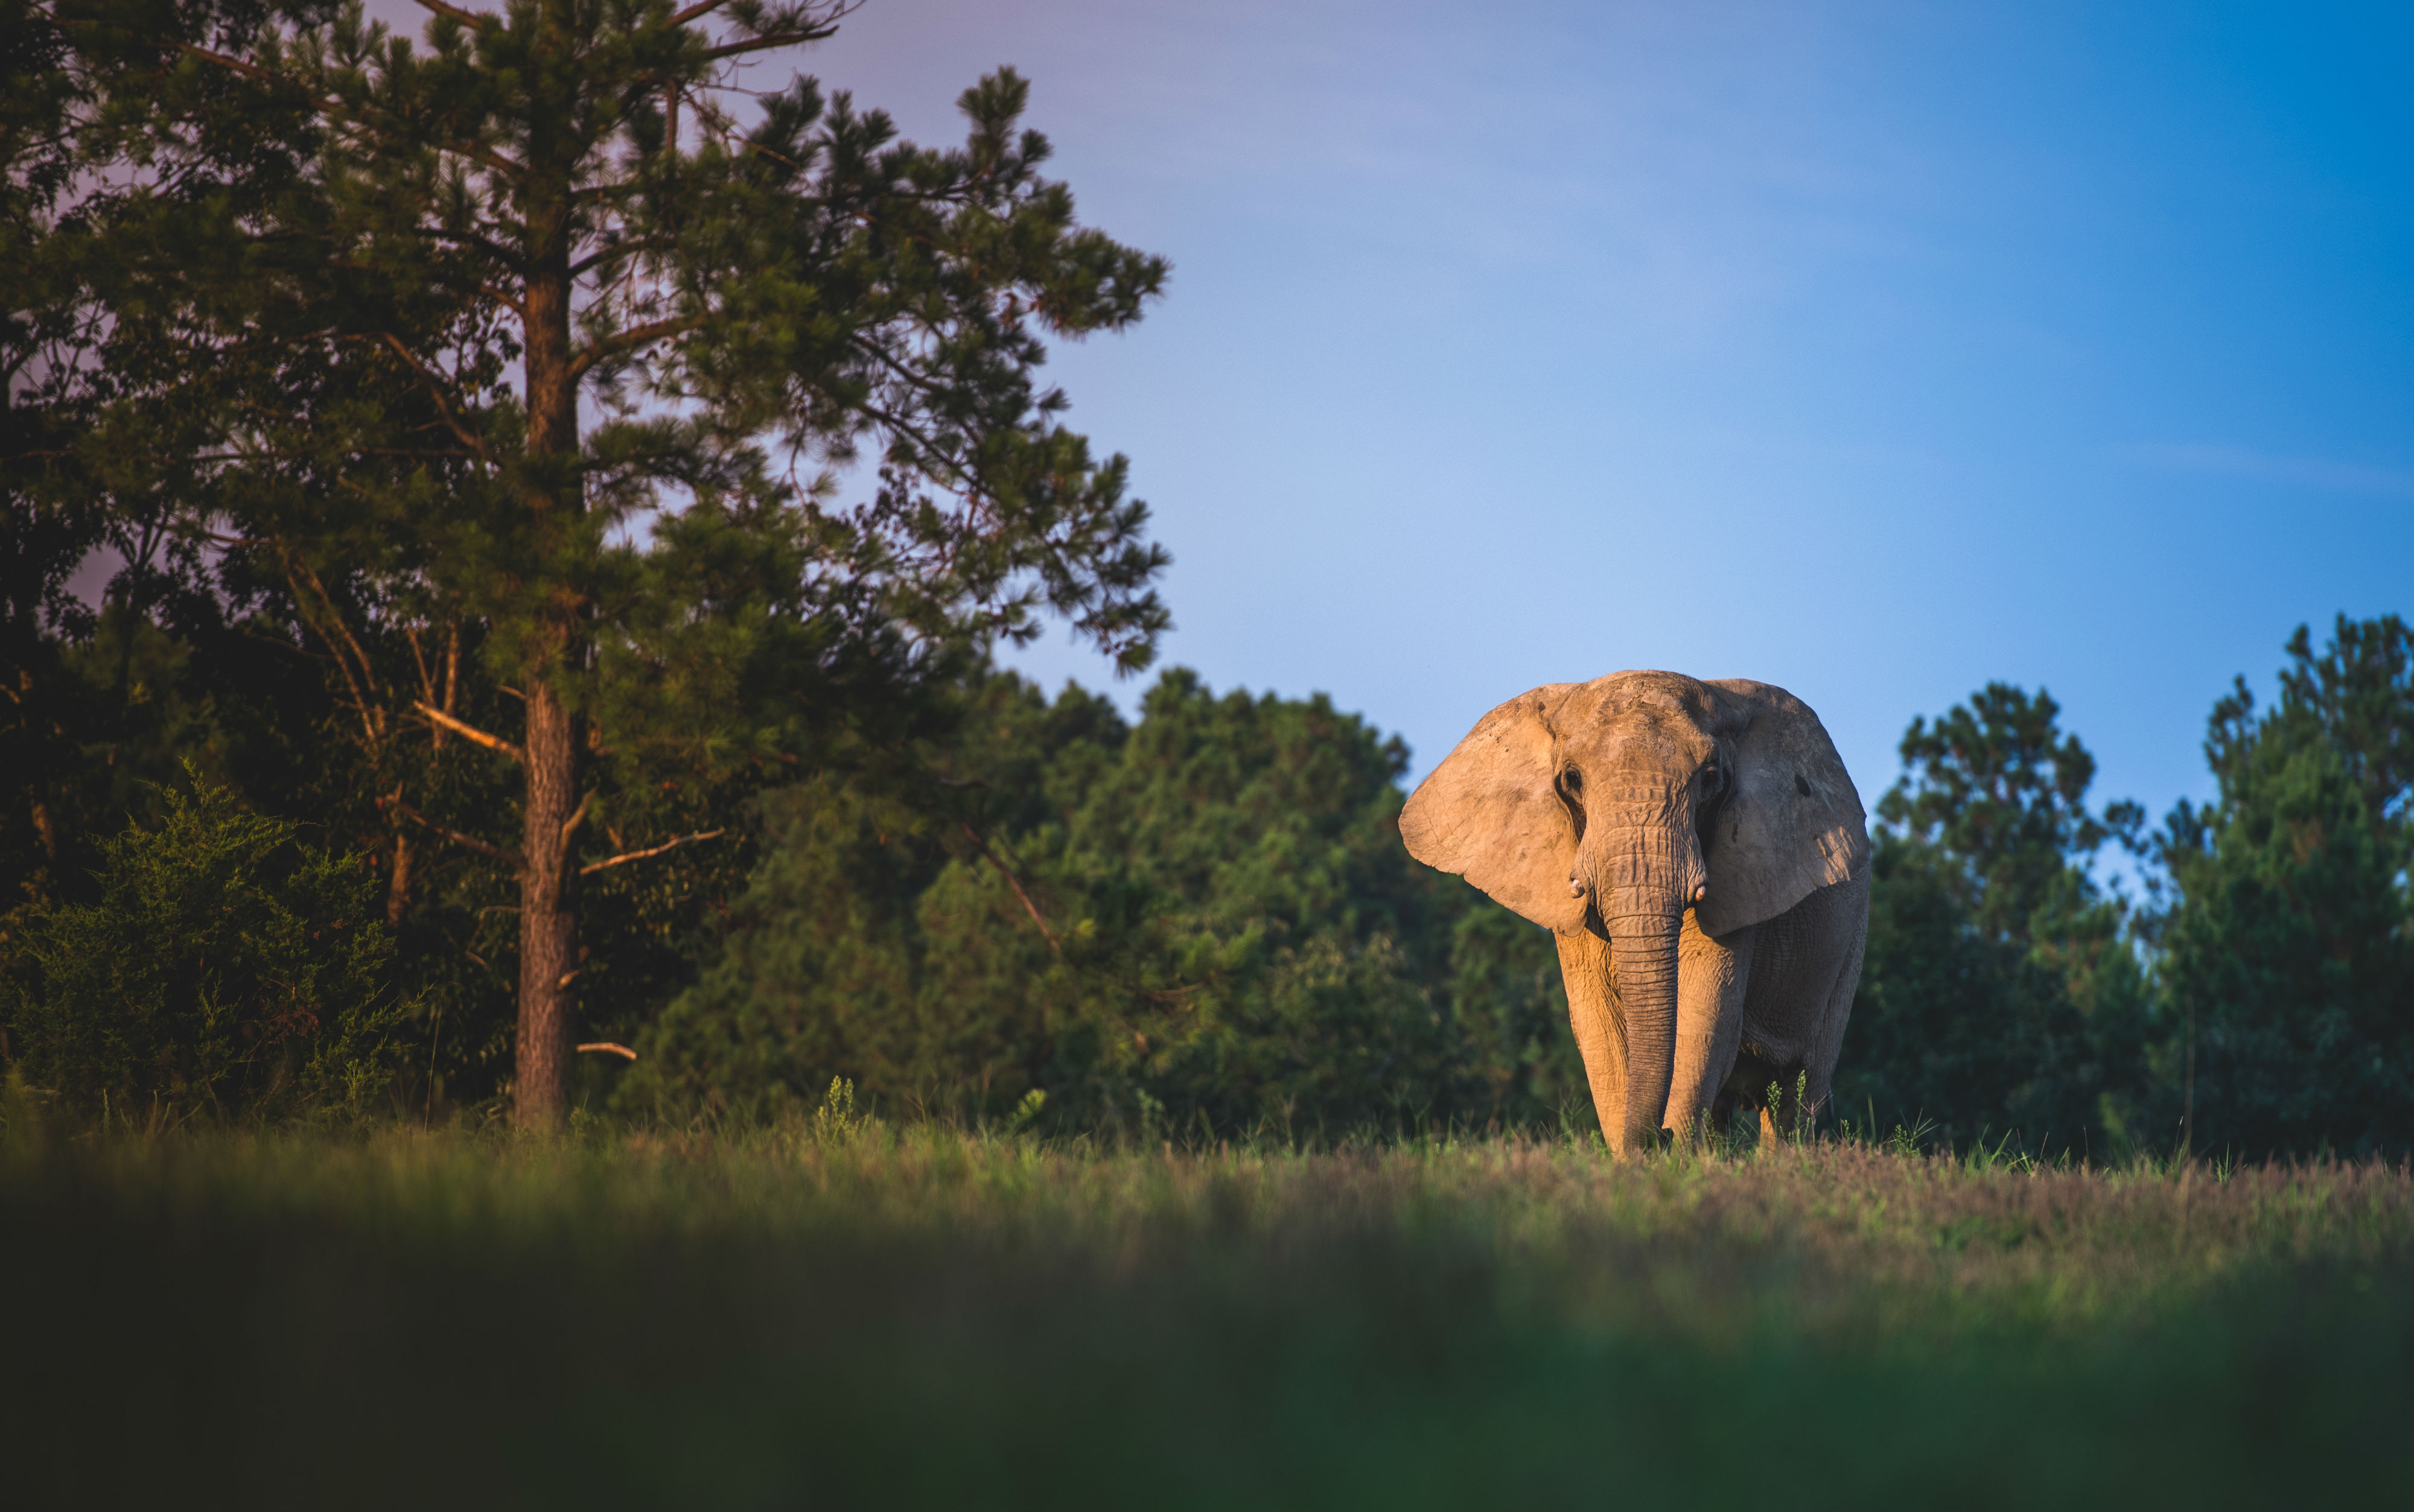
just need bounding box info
[7,1101,2413,1510]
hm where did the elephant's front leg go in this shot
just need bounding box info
[1554,929,1632,1155]
[1664,915,1754,1145]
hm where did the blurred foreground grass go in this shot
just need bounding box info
[6,1105,2412,1510]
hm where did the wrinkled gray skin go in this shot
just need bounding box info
[1400,671,1870,1157]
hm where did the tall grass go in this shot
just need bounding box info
[5,1097,2410,1509]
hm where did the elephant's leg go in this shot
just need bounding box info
[1736,870,1872,1145]
[1713,1047,1783,1151]
[1666,916,1754,1145]
[1801,869,1870,1116]
[1555,929,1628,1155]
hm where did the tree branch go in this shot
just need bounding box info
[579,829,727,876]
[180,43,527,179]
[284,566,383,754]
[958,822,1060,955]
[567,235,678,281]
[396,802,524,871]
[381,334,497,461]
[576,1041,637,1060]
[410,0,497,26]
[567,313,709,381]
[698,24,846,62]
[179,41,278,87]
[560,789,594,849]
[415,701,524,761]
[293,561,384,722]
[406,624,438,710]
[404,224,524,278]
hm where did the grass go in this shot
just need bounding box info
[6,1101,2413,1510]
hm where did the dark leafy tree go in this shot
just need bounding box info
[59,0,1170,1125]
[622,669,1567,1137]
[6,775,407,1119]
[2156,615,2414,1159]
[1879,684,2143,941]
[1839,684,2152,1154]
[1,0,101,939]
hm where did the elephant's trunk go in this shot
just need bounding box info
[1590,797,1700,1150]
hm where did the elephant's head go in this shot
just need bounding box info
[1399,672,1865,1143]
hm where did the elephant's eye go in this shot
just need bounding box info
[1561,766,1582,793]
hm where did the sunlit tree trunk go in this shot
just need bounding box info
[512,206,584,1131]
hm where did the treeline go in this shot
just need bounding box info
[1844,614,2414,1160]
[5,582,2410,1157]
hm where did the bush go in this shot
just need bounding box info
[4,777,406,1122]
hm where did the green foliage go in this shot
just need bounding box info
[1879,682,2144,939]
[34,0,1173,1123]
[1444,899,1588,1122]
[1841,684,2153,1155]
[622,667,1568,1136]
[4,775,406,1120]
[2155,615,2414,1158]
[1850,621,2414,1163]
[806,1076,878,1145]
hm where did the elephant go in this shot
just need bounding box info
[1400,670,1870,1157]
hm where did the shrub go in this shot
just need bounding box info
[4,777,406,1122]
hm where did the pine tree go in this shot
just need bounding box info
[1841,684,2153,1153]
[2156,615,2414,1157]
[60,0,1170,1125]
[623,668,1506,1138]
[1,0,103,931]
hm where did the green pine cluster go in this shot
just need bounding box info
[7,775,405,1122]
[1841,612,2414,1161]
[621,668,1584,1136]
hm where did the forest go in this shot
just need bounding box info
[2,1,2410,1160]
[8,576,2412,1160]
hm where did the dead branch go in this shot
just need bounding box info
[579,829,727,876]
[576,1041,637,1061]
[406,624,437,709]
[414,701,523,761]
[283,565,384,752]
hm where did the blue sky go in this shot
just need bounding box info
[316,1,2414,851]
[791,0,2414,842]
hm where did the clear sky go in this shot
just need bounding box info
[342,0,2413,842]
[789,0,2414,837]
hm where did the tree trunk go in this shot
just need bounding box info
[515,674,579,1129]
[512,201,583,1132]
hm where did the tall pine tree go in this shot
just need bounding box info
[62,0,1169,1125]
[2156,615,2414,1158]
[1840,684,2153,1152]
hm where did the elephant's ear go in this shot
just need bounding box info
[1696,680,1868,937]
[1400,685,1585,932]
